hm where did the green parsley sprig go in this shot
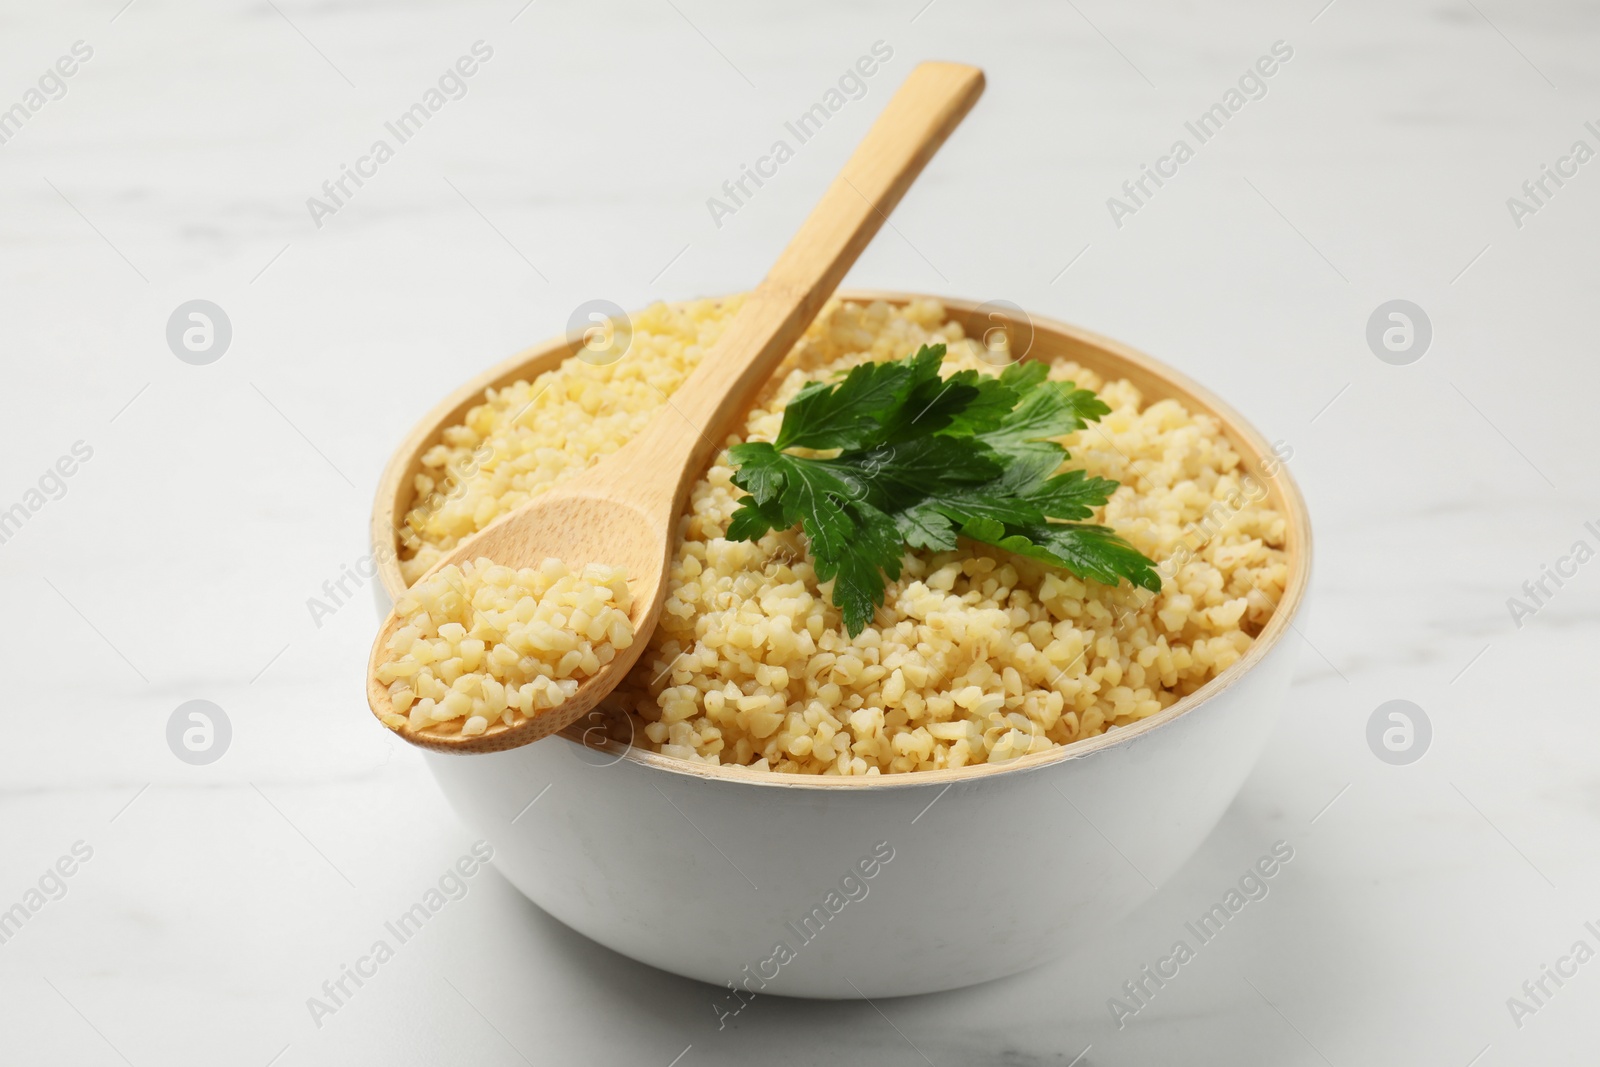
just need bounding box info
[725,344,1162,635]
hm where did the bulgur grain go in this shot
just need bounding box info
[377,557,633,738]
[401,298,1288,771]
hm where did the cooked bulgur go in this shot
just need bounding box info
[398,298,1288,772]
[376,557,633,738]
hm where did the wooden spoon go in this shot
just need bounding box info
[369,61,986,753]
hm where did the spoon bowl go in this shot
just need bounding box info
[366,488,671,752]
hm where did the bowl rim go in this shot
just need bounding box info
[372,289,1312,790]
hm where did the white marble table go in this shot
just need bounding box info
[3,0,1597,1063]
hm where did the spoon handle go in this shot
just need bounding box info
[612,61,985,505]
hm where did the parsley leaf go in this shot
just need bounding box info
[773,344,945,451]
[1023,468,1125,521]
[727,344,1161,635]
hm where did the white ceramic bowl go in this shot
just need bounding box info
[371,292,1312,999]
